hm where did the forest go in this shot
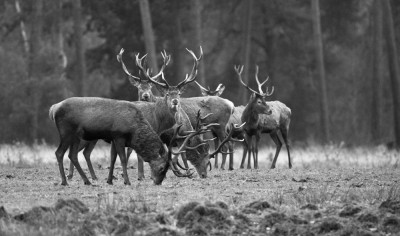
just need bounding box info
[0,0,400,148]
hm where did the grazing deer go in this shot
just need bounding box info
[194,81,246,170]
[235,65,292,169]
[67,47,214,180]
[118,49,234,171]
[49,97,192,186]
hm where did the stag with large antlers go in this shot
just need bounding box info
[66,47,212,180]
[117,47,235,171]
[195,79,292,169]
[235,65,279,169]
[49,97,195,186]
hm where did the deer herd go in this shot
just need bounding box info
[49,46,292,186]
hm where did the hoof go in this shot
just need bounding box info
[61,182,68,186]
[240,166,244,169]
[107,180,113,185]
[228,168,234,171]
[124,181,131,185]
[270,166,276,169]
[247,166,251,170]
[84,181,91,185]
[92,177,98,181]
[67,175,73,180]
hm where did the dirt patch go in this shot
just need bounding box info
[379,199,400,215]
[382,215,400,233]
[317,217,343,234]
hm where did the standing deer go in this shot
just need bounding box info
[194,81,246,170]
[235,65,292,169]
[66,47,219,180]
[118,49,234,171]
[49,97,192,186]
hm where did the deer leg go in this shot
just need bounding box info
[67,140,91,180]
[68,139,91,185]
[270,131,282,169]
[240,138,249,169]
[213,137,220,169]
[113,138,131,185]
[137,155,145,181]
[126,147,133,164]
[228,141,235,170]
[55,138,73,186]
[106,142,118,185]
[82,140,98,180]
[254,133,261,169]
[247,135,253,169]
[281,129,292,169]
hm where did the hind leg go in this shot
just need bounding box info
[82,140,98,180]
[213,137,220,169]
[228,141,235,170]
[240,139,248,169]
[107,142,118,185]
[281,129,292,169]
[137,155,145,181]
[68,138,91,185]
[254,133,261,169]
[55,138,73,186]
[113,138,131,185]
[269,131,282,169]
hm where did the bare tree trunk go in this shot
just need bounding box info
[191,0,205,85]
[15,0,29,54]
[371,0,383,142]
[311,0,330,143]
[382,0,400,148]
[73,0,86,96]
[28,0,43,144]
[139,0,159,73]
[240,0,253,105]
[171,0,185,85]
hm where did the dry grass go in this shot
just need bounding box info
[0,143,399,235]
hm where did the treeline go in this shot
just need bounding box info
[0,0,400,147]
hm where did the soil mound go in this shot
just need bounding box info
[55,198,89,214]
[379,199,400,215]
[339,205,363,217]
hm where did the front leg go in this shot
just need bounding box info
[113,139,131,185]
[137,155,145,181]
[107,142,118,185]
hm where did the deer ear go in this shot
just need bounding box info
[179,85,188,93]
[128,76,140,87]
[216,85,225,97]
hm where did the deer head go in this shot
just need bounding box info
[235,65,273,116]
[141,47,203,112]
[194,81,225,97]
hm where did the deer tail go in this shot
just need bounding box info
[49,102,62,122]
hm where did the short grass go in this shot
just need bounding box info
[0,142,399,235]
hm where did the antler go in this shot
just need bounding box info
[194,81,209,93]
[135,50,171,88]
[209,123,246,158]
[194,110,213,131]
[254,65,274,96]
[176,46,203,89]
[117,48,141,82]
[234,65,261,96]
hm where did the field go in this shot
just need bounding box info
[0,142,400,235]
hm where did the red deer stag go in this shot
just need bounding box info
[235,65,292,169]
[67,47,215,180]
[194,81,246,170]
[49,97,192,186]
[119,48,235,171]
[235,65,281,169]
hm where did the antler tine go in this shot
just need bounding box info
[194,81,209,92]
[255,65,268,94]
[117,48,141,82]
[146,49,170,83]
[176,46,203,89]
[266,85,274,96]
[215,84,224,91]
[234,65,260,95]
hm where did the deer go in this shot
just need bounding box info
[194,81,246,170]
[49,97,193,186]
[66,47,221,180]
[117,48,235,171]
[235,65,292,169]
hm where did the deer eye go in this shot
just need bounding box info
[257,100,262,104]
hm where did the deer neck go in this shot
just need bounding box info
[153,96,178,133]
[242,103,261,131]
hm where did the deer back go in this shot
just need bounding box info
[259,101,291,133]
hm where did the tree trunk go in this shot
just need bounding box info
[191,0,205,85]
[240,0,253,105]
[382,0,400,148]
[73,0,86,96]
[139,0,159,73]
[311,0,330,143]
[371,0,383,142]
[15,0,29,54]
[171,0,185,85]
[28,0,43,144]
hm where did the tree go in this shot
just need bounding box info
[139,0,159,73]
[240,0,254,105]
[382,0,400,148]
[371,0,383,142]
[73,0,86,97]
[191,0,205,85]
[311,0,330,143]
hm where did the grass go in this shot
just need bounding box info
[0,143,399,235]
